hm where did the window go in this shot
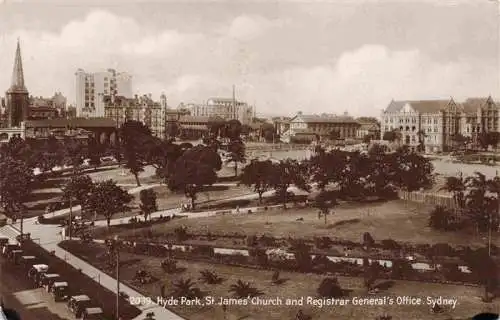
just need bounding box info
[434,119,438,124]
[412,118,416,123]
[434,127,438,133]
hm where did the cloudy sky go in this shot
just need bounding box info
[0,0,498,117]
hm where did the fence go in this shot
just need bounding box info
[398,190,456,208]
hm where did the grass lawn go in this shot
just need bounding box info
[62,241,499,320]
[102,200,500,249]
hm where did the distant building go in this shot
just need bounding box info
[75,68,133,118]
[380,96,500,153]
[273,117,291,137]
[185,92,254,125]
[103,93,166,138]
[282,111,360,143]
[356,118,381,140]
[28,93,68,120]
[5,40,29,128]
[178,115,212,140]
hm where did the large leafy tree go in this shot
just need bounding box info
[224,119,242,140]
[240,159,274,204]
[86,180,133,227]
[120,121,153,186]
[440,173,466,209]
[268,159,310,209]
[0,156,34,218]
[87,136,102,169]
[61,175,95,218]
[465,172,497,233]
[62,137,86,170]
[139,188,158,221]
[167,145,221,209]
[313,190,338,225]
[394,146,434,191]
[226,138,246,177]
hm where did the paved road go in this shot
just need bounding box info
[0,255,75,320]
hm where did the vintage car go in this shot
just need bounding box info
[2,244,20,257]
[27,264,49,285]
[82,307,104,320]
[19,256,37,269]
[50,282,69,302]
[67,295,92,318]
[39,273,61,290]
[0,237,9,247]
[7,249,23,261]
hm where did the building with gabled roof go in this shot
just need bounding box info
[380,96,500,152]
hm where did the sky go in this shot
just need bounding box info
[0,0,498,117]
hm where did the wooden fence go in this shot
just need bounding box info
[398,190,456,208]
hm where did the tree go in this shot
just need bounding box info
[62,137,86,170]
[363,134,373,144]
[313,190,338,225]
[394,147,434,191]
[288,239,312,272]
[86,180,133,227]
[87,136,102,169]
[167,145,221,209]
[139,189,157,221]
[199,270,223,285]
[225,119,242,140]
[62,174,94,218]
[171,278,202,299]
[465,172,496,233]
[229,280,263,298]
[440,174,466,209]
[0,157,34,228]
[428,206,455,231]
[268,159,310,209]
[260,123,276,142]
[166,122,179,138]
[226,139,246,177]
[240,159,274,204]
[120,121,153,186]
[363,258,379,291]
[317,277,344,298]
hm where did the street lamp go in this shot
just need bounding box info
[107,235,121,320]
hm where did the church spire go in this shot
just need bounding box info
[10,38,27,92]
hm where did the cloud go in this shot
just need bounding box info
[0,9,496,118]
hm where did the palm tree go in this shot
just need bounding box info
[199,270,223,285]
[229,280,263,298]
[171,278,202,299]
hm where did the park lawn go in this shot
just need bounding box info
[104,200,500,249]
[62,241,499,320]
[140,184,254,212]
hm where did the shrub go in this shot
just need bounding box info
[428,205,455,231]
[317,277,344,298]
[199,270,223,285]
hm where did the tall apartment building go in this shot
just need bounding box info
[75,68,133,118]
[380,96,500,152]
[103,93,167,138]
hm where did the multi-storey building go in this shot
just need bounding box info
[282,111,360,143]
[103,93,168,138]
[75,68,133,118]
[185,97,254,125]
[380,96,500,152]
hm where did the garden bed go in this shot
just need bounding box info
[92,199,500,250]
[60,240,499,320]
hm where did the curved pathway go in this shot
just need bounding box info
[0,170,276,320]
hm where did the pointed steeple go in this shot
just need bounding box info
[9,38,27,92]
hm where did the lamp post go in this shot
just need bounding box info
[108,235,121,320]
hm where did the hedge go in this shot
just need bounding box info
[21,240,141,320]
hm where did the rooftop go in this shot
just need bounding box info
[385,99,451,114]
[294,114,359,124]
[25,117,116,128]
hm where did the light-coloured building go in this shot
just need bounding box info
[282,111,360,143]
[103,93,167,138]
[380,96,500,152]
[75,68,133,118]
[186,97,254,125]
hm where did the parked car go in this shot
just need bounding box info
[27,264,49,285]
[0,237,9,247]
[8,249,23,261]
[19,255,37,268]
[2,244,20,257]
[51,281,69,302]
[82,307,104,320]
[39,273,61,290]
[67,295,92,318]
